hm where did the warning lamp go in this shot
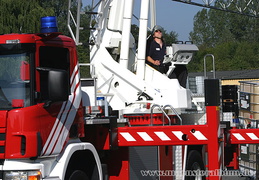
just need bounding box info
[40,16,58,33]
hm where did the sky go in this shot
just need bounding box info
[155,0,202,41]
[83,0,203,41]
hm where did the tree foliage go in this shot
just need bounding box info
[0,0,54,34]
[163,30,178,45]
[188,4,259,72]
[39,0,70,35]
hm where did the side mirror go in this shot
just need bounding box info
[37,67,70,102]
[48,69,69,102]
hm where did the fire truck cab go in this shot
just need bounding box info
[0,0,258,180]
[0,17,102,180]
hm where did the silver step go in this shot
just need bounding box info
[85,117,128,125]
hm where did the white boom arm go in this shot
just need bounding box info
[87,0,195,115]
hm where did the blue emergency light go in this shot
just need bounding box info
[40,16,58,33]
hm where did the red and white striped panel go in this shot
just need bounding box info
[117,125,209,146]
[41,64,82,156]
[230,129,259,144]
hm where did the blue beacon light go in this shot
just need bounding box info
[40,16,58,33]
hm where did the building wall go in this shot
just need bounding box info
[221,79,259,86]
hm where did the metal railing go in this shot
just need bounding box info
[204,54,216,79]
[150,104,182,126]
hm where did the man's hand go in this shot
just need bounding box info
[153,60,160,66]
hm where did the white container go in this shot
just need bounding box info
[97,97,105,106]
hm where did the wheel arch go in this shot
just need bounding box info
[49,142,102,180]
[185,146,206,180]
[187,145,205,158]
[187,145,206,166]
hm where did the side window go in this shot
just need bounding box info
[39,46,70,101]
[39,46,69,70]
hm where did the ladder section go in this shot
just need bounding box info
[67,0,82,45]
[67,0,102,45]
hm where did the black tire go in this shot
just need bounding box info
[68,170,89,180]
[185,150,206,180]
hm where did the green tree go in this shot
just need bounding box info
[189,9,212,47]
[163,30,178,45]
[189,3,259,72]
[0,0,54,34]
[39,0,70,35]
[190,6,259,46]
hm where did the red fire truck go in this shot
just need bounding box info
[0,0,258,180]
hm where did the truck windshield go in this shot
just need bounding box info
[0,53,31,109]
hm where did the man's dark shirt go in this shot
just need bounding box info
[146,39,166,73]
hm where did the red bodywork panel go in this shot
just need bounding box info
[0,111,7,159]
[0,33,84,159]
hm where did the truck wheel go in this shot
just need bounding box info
[68,170,89,180]
[185,150,205,180]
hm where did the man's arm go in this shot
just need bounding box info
[146,56,160,66]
